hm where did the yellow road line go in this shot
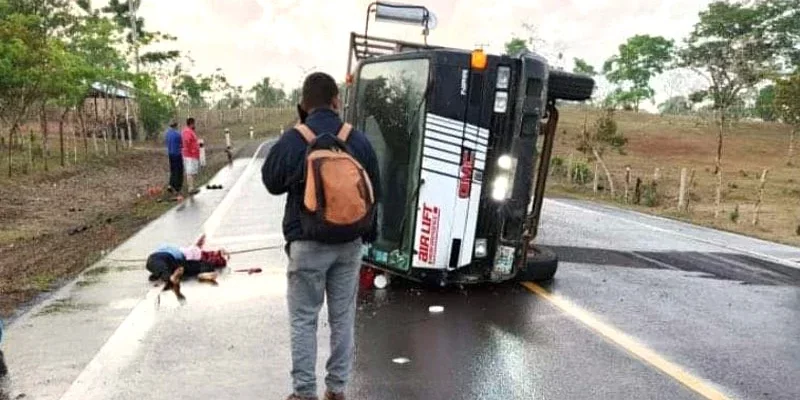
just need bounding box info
[521,282,730,400]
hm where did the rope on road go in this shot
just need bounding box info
[104,243,285,263]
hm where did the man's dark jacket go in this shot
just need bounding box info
[261,108,381,244]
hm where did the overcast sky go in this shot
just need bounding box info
[131,0,714,108]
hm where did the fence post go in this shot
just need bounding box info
[28,129,33,171]
[714,169,723,219]
[634,177,642,205]
[686,169,696,211]
[72,112,78,163]
[249,126,254,139]
[593,161,599,194]
[752,168,769,226]
[624,167,631,203]
[678,167,688,212]
[567,153,574,183]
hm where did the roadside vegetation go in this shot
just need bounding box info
[506,0,800,246]
[0,1,302,318]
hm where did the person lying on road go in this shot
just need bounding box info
[145,238,229,301]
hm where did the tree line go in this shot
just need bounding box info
[0,0,302,176]
[506,0,800,217]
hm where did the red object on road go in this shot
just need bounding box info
[359,266,375,291]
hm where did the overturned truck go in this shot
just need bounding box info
[343,6,594,286]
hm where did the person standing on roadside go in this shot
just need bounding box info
[262,72,381,400]
[164,121,183,193]
[181,118,201,195]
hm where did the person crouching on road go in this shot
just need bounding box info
[181,117,201,195]
[165,121,183,194]
[262,72,381,400]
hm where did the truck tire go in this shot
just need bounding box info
[516,245,558,282]
[548,70,595,102]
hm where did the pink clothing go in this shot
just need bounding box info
[181,127,200,159]
[180,246,203,261]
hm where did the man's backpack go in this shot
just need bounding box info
[295,123,376,243]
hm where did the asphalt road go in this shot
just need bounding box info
[2,141,799,400]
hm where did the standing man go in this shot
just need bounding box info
[262,72,381,400]
[181,118,201,195]
[164,121,183,193]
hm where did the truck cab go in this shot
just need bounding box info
[344,32,594,286]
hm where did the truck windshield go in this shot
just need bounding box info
[354,58,429,270]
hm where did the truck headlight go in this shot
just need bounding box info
[497,155,513,170]
[496,66,510,89]
[491,175,509,201]
[474,238,488,258]
[493,91,508,113]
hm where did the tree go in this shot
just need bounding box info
[678,0,798,217]
[578,108,627,196]
[99,0,179,70]
[658,96,692,115]
[134,73,174,139]
[250,77,286,108]
[504,37,528,56]
[0,3,46,175]
[775,73,800,165]
[573,58,597,76]
[172,74,212,108]
[754,85,776,122]
[0,0,77,173]
[602,35,674,112]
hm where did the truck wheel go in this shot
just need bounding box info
[547,70,595,102]
[517,245,558,282]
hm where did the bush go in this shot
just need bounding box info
[730,205,740,223]
[642,181,661,207]
[572,161,592,185]
[550,156,566,177]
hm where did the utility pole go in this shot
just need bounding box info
[128,0,140,74]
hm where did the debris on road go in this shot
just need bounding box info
[392,357,410,365]
[374,274,388,289]
[428,305,444,314]
[234,268,262,275]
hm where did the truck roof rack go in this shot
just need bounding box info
[346,32,446,78]
[350,31,440,61]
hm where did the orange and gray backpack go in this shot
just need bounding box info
[295,123,376,243]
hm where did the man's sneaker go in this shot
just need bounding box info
[286,394,318,400]
[324,391,345,400]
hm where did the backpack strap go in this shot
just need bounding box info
[337,123,353,142]
[294,124,316,143]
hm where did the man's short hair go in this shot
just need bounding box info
[169,121,178,128]
[301,72,339,111]
[186,117,195,126]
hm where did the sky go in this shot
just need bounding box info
[130,0,715,109]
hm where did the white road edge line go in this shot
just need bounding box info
[57,140,270,400]
[548,198,800,271]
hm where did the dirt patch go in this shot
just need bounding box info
[550,106,800,247]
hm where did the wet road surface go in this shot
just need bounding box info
[1,141,799,400]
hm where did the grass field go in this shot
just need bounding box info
[548,106,800,247]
